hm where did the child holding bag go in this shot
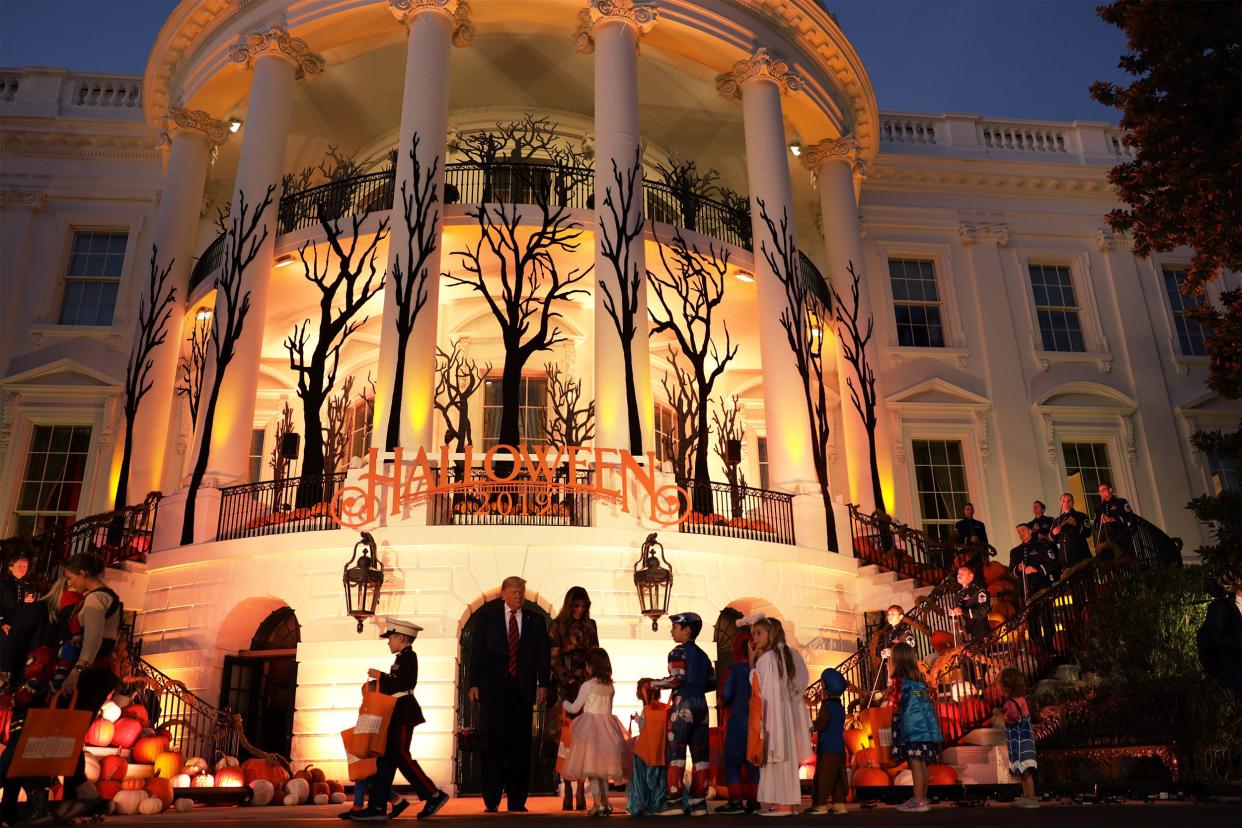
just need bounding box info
[627,679,668,816]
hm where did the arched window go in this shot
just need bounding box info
[250,607,300,652]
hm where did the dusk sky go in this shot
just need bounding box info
[0,0,1130,123]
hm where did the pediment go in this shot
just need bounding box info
[887,378,990,410]
[0,357,121,395]
[1176,391,1242,418]
[1036,382,1136,412]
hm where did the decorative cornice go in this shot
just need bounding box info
[228,27,325,81]
[716,47,803,100]
[159,107,230,148]
[0,392,19,454]
[1,128,160,160]
[958,221,1009,247]
[0,188,47,211]
[802,134,866,176]
[574,1,656,53]
[1094,226,1131,252]
[389,0,474,47]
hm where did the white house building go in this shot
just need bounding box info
[1,0,1236,788]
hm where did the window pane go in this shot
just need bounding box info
[14,424,93,533]
[912,438,970,540]
[59,231,127,327]
[1030,264,1084,352]
[1061,441,1114,518]
[888,258,945,349]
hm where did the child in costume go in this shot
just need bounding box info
[807,668,848,815]
[889,643,943,813]
[997,668,1039,809]
[718,628,759,814]
[562,647,629,816]
[650,612,715,817]
[627,679,668,816]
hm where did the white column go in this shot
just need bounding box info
[803,136,893,514]
[587,1,655,456]
[718,50,819,491]
[128,111,225,503]
[373,0,470,452]
[195,28,323,485]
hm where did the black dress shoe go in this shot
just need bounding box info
[416,791,449,821]
[508,805,529,813]
[484,806,499,814]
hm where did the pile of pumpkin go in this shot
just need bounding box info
[841,709,960,791]
[81,695,349,814]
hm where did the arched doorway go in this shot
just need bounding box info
[712,607,744,724]
[455,597,556,796]
[219,606,300,759]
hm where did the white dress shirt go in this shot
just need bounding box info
[506,605,523,636]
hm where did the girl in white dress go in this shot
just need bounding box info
[562,647,628,815]
[752,618,812,816]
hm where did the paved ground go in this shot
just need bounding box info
[86,796,1241,828]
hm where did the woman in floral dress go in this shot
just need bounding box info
[549,586,599,810]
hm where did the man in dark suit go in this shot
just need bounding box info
[468,576,550,813]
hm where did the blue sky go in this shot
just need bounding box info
[0,0,1129,122]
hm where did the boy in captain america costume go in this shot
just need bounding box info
[651,612,715,817]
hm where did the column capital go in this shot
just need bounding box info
[0,188,47,211]
[228,26,325,80]
[574,1,657,54]
[1094,226,1131,252]
[716,47,803,101]
[801,135,868,178]
[958,221,1009,247]
[389,0,475,47]
[157,107,231,148]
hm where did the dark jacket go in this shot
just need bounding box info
[1198,597,1242,693]
[1051,509,1092,563]
[1026,515,1055,543]
[378,645,425,729]
[468,602,550,705]
[953,518,989,546]
[1009,540,1060,583]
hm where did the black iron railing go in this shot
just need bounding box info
[643,180,752,250]
[216,472,346,540]
[119,653,240,762]
[797,250,833,310]
[427,465,593,527]
[278,169,396,235]
[0,493,161,586]
[188,232,225,293]
[675,479,796,545]
[847,504,996,586]
[443,161,594,210]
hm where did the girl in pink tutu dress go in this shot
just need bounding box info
[562,647,629,816]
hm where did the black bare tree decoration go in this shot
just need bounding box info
[323,375,355,476]
[711,394,747,518]
[659,349,698,481]
[648,228,739,511]
[434,339,490,451]
[446,116,591,447]
[545,363,595,448]
[831,259,885,515]
[176,315,210,428]
[181,184,275,544]
[114,246,177,509]
[269,401,295,483]
[285,211,388,505]
[598,145,646,455]
[384,133,440,450]
[654,154,720,234]
[757,198,841,549]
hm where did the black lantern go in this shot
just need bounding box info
[343,531,384,634]
[633,532,673,631]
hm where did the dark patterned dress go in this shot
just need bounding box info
[548,617,599,747]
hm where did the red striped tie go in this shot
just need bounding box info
[507,610,519,677]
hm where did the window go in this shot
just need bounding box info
[1029,264,1085,352]
[888,258,945,348]
[248,429,265,484]
[14,425,92,535]
[348,399,373,462]
[482,377,547,447]
[1161,266,1208,357]
[757,436,769,490]
[59,230,127,326]
[1207,452,1237,495]
[1061,441,1114,518]
[911,439,969,541]
[654,404,676,466]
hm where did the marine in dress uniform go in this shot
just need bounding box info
[359,620,448,822]
[1051,495,1092,566]
[652,612,716,816]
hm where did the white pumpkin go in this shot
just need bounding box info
[139,797,165,815]
[113,789,149,816]
[248,779,275,807]
[329,793,347,805]
[313,794,329,806]
[215,753,240,770]
[174,798,194,813]
[283,793,300,806]
[170,773,192,789]
[99,701,123,723]
[84,752,101,782]
[183,756,210,777]
[283,777,310,804]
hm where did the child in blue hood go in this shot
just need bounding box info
[806,668,849,814]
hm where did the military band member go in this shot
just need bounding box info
[1010,524,1060,596]
[1096,483,1136,547]
[953,503,989,547]
[1026,500,1055,544]
[869,605,931,689]
[1051,493,1092,566]
[950,565,992,642]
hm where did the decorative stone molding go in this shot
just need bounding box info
[801,134,865,176]
[1122,414,1138,466]
[158,107,230,148]
[574,1,655,53]
[228,27,325,80]
[29,331,43,348]
[98,394,121,451]
[176,396,191,457]
[958,222,1009,247]
[975,410,991,465]
[0,188,47,211]
[891,410,905,465]
[716,47,803,100]
[0,392,19,454]
[573,7,595,53]
[389,0,474,47]
[1094,227,1131,252]
[1041,413,1059,465]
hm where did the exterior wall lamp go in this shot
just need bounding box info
[633,532,673,631]
[343,531,384,633]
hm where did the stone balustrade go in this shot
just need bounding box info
[879,111,1134,163]
[0,67,143,119]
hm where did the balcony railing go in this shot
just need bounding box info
[278,168,396,235]
[216,472,346,541]
[188,231,225,293]
[847,504,996,586]
[427,465,593,527]
[444,161,594,210]
[643,179,752,250]
[676,479,795,545]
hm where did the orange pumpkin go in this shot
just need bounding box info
[100,755,128,782]
[307,766,326,785]
[327,780,344,795]
[110,717,143,749]
[153,750,183,780]
[312,782,330,799]
[216,767,246,788]
[96,780,123,801]
[883,761,909,779]
[853,767,891,787]
[843,727,868,754]
[242,757,287,786]
[85,718,115,747]
[133,734,168,764]
[851,747,878,769]
[121,704,150,726]
[122,778,146,791]
[982,561,1009,584]
[930,630,954,653]
[145,776,174,809]
[927,764,958,786]
[192,773,215,788]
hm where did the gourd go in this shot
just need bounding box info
[192,773,215,788]
[96,781,123,801]
[85,718,115,747]
[215,752,241,770]
[183,756,210,777]
[248,779,275,806]
[112,789,149,816]
[284,777,310,804]
[329,792,347,804]
[139,797,165,815]
[170,773,192,789]
[110,717,143,749]
[853,767,890,787]
[283,793,300,806]
[174,798,194,812]
[84,752,101,782]
[99,701,123,722]
[153,750,183,779]
[313,794,330,805]
[928,764,959,785]
[132,734,169,764]
[145,776,174,809]
[121,704,150,726]
[216,767,246,787]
